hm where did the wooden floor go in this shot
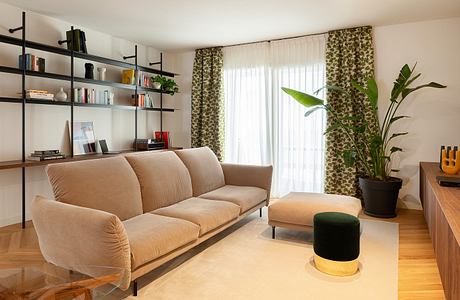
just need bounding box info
[0,208,445,299]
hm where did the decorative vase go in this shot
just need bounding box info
[55,87,67,102]
[359,177,402,218]
[97,67,106,81]
[153,82,161,89]
[85,63,94,79]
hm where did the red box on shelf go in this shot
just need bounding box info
[154,131,169,149]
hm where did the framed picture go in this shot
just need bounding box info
[70,121,96,155]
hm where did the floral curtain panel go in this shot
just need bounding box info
[191,47,225,160]
[324,26,378,198]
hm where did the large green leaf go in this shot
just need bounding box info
[401,82,447,99]
[304,106,324,117]
[324,123,341,135]
[313,85,347,96]
[281,87,324,107]
[366,78,378,109]
[390,64,412,101]
[343,150,357,167]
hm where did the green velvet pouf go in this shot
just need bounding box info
[313,212,360,262]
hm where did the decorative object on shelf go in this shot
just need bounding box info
[97,67,106,81]
[154,131,170,149]
[18,54,45,72]
[441,146,460,175]
[122,69,136,85]
[28,149,65,161]
[152,82,161,89]
[71,121,97,155]
[282,63,446,218]
[152,75,179,95]
[85,63,94,79]
[55,87,67,102]
[440,145,458,169]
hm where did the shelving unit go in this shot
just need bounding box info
[0,12,178,228]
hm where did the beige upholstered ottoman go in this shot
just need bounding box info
[268,192,362,238]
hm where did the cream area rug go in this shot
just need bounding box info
[117,213,398,300]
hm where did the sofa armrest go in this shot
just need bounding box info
[220,163,273,204]
[31,196,132,290]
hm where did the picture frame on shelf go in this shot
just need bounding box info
[70,121,97,155]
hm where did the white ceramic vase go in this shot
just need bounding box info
[153,82,161,89]
[55,87,67,102]
[97,67,107,81]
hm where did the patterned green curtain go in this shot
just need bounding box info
[191,47,225,160]
[324,26,378,198]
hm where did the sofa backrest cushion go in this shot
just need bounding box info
[124,151,193,211]
[175,147,225,196]
[46,156,143,221]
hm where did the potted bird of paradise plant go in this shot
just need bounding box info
[282,64,445,217]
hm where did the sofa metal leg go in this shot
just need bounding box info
[272,226,275,239]
[133,280,138,296]
[259,208,262,217]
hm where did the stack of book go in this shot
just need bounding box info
[22,90,54,100]
[18,54,46,72]
[28,150,66,161]
[65,29,87,53]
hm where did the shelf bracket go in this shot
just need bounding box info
[58,39,71,45]
[8,25,24,33]
[123,54,136,60]
[149,61,161,66]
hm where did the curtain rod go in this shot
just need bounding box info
[196,30,328,51]
[196,25,371,50]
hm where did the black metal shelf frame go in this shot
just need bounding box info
[0,12,175,228]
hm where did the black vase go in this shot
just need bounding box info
[359,177,402,218]
[85,63,94,79]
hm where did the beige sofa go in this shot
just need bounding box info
[31,147,272,294]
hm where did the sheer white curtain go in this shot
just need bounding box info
[223,35,326,197]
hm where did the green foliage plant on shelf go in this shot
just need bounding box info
[282,63,446,181]
[151,75,179,95]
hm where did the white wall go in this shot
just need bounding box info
[374,17,460,209]
[0,2,188,226]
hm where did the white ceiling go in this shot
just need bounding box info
[2,0,460,51]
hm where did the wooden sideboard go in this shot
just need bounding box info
[420,162,460,300]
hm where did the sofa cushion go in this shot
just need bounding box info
[199,185,267,213]
[124,151,193,212]
[123,214,200,270]
[175,147,225,197]
[46,156,143,221]
[151,198,240,236]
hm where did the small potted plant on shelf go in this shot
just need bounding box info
[151,75,179,95]
[282,64,446,218]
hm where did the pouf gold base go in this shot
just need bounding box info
[314,254,358,276]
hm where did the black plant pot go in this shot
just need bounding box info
[359,177,402,218]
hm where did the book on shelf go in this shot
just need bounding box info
[74,87,113,105]
[33,150,60,155]
[28,154,66,161]
[19,54,45,72]
[133,93,153,108]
